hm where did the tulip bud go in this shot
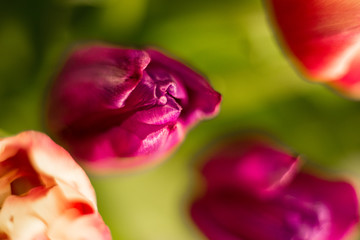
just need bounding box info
[0,131,111,239]
[265,0,360,99]
[46,44,221,172]
[190,136,359,240]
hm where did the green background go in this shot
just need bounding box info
[1,0,359,239]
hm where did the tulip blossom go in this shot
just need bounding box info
[265,0,360,98]
[46,44,221,172]
[190,136,359,240]
[0,131,111,239]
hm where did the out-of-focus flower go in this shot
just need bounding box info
[190,136,359,240]
[265,0,360,99]
[0,131,111,240]
[46,44,221,172]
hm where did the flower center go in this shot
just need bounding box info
[146,69,187,107]
[158,96,167,105]
[0,150,45,202]
[10,175,43,196]
[155,80,177,103]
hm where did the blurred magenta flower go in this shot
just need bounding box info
[190,136,359,240]
[265,0,360,99]
[46,44,221,172]
[0,131,111,239]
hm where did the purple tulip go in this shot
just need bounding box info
[190,136,359,240]
[46,44,221,172]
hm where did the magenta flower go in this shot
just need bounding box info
[265,0,360,99]
[0,131,111,239]
[46,44,221,172]
[190,136,359,240]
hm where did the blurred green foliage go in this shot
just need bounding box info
[1,0,360,239]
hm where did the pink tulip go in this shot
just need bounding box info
[46,44,221,172]
[190,136,359,240]
[266,0,360,98]
[0,131,111,239]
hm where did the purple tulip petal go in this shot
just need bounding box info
[192,190,293,240]
[285,173,360,240]
[129,98,182,125]
[191,197,244,240]
[47,44,220,171]
[48,45,150,133]
[190,137,360,240]
[145,49,221,127]
[201,137,300,198]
